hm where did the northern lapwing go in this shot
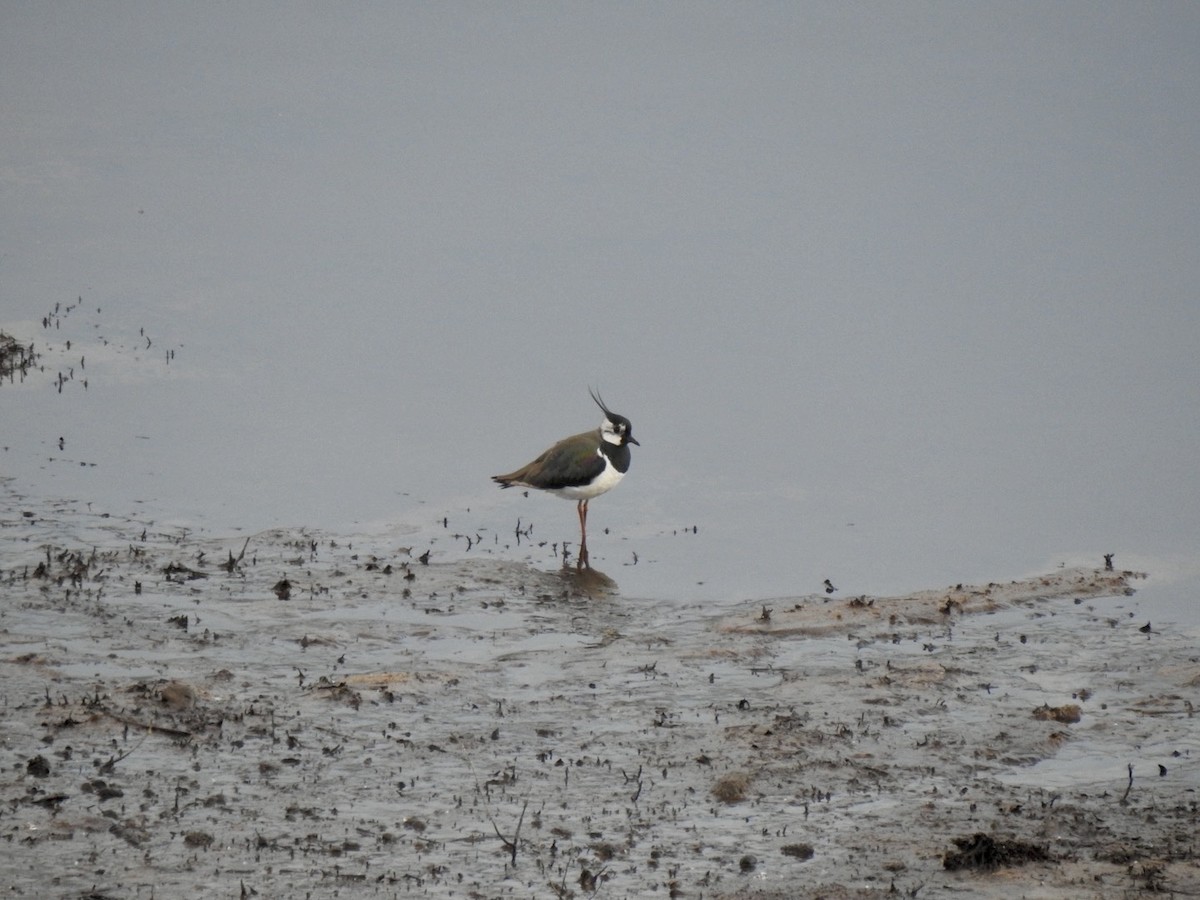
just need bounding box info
[492,389,639,567]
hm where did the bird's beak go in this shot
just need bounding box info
[628,435,640,446]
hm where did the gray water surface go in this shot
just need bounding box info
[3,5,1198,618]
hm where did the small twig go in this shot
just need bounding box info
[98,725,154,774]
[96,707,192,741]
[1121,763,1134,802]
[222,537,251,573]
[466,756,527,866]
[491,799,527,866]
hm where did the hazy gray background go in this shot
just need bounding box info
[3,4,1197,613]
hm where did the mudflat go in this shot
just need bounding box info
[2,487,1197,898]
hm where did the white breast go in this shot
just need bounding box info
[549,450,625,501]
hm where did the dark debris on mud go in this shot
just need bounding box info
[2,485,1199,899]
[0,331,38,384]
[943,832,1050,871]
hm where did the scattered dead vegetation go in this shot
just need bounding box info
[943,832,1052,871]
[0,331,38,384]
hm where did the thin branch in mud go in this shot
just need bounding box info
[98,725,153,774]
[95,707,192,743]
[222,537,251,573]
[1121,762,1134,802]
[579,864,609,893]
[491,799,527,866]
[465,756,527,866]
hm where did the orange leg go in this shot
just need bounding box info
[576,499,590,568]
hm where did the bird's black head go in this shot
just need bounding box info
[590,388,639,447]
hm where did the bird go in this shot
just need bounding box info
[492,389,639,567]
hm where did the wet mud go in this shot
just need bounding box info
[2,482,1198,898]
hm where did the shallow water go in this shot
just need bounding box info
[4,299,1198,634]
[3,4,1199,625]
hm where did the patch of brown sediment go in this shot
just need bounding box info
[1032,703,1081,724]
[720,567,1144,637]
[716,891,873,900]
[1159,664,1200,688]
[339,671,428,687]
[712,771,753,803]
